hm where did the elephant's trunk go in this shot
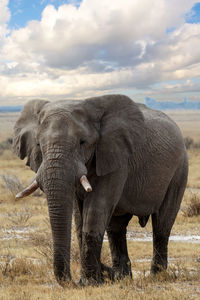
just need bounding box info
[14,142,92,283]
[42,156,75,283]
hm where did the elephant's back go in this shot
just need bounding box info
[137,103,186,152]
[137,103,177,126]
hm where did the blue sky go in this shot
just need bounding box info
[8,1,82,28]
[186,2,200,23]
[0,0,200,104]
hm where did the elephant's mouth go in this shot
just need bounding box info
[15,174,92,199]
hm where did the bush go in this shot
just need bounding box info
[183,194,200,217]
[1,173,24,197]
[184,136,200,150]
[0,138,12,155]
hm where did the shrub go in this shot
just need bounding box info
[184,136,200,150]
[183,194,200,217]
[1,173,24,197]
[0,138,12,155]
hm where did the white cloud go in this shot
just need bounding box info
[0,0,10,25]
[0,0,199,104]
[4,1,197,67]
[0,0,10,41]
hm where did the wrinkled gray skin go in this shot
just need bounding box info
[13,95,188,285]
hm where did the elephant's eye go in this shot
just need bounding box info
[80,138,86,145]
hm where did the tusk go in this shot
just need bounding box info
[15,180,39,199]
[80,175,92,192]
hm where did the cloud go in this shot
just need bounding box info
[0,0,200,104]
[0,0,10,41]
[4,1,197,68]
[0,0,10,25]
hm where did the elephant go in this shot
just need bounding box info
[13,94,188,285]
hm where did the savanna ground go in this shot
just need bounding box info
[0,110,200,300]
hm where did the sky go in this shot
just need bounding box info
[0,0,200,105]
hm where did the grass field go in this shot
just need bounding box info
[0,110,199,299]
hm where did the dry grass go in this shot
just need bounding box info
[0,260,199,300]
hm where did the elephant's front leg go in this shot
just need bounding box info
[80,171,127,284]
[74,196,113,283]
[81,232,104,284]
[107,213,133,279]
[80,202,107,284]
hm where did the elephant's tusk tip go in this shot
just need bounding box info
[15,192,24,199]
[86,186,92,193]
[80,175,92,193]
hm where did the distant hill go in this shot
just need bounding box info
[0,106,22,113]
[145,97,200,110]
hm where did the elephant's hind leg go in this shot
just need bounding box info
[151,163,188,274]
[107,213,133,279]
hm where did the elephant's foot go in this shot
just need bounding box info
[79,261,132,286]
[79,274,104,286]
[114,270,132,281]
[54,266,72,286]
[55,272,75,287]
[80,263,104,286]
[79,264,114,286]
[150,261,167,274]
[112,258,132,280]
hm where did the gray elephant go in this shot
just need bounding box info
[13,95,188,285]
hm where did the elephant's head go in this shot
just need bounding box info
[13,95,144,283]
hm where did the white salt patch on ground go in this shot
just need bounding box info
[126,232,200,243]
[1,227,200,243]
[104,232,200,244]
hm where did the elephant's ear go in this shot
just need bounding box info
[13,100,49,172]
[84,95,145,176]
